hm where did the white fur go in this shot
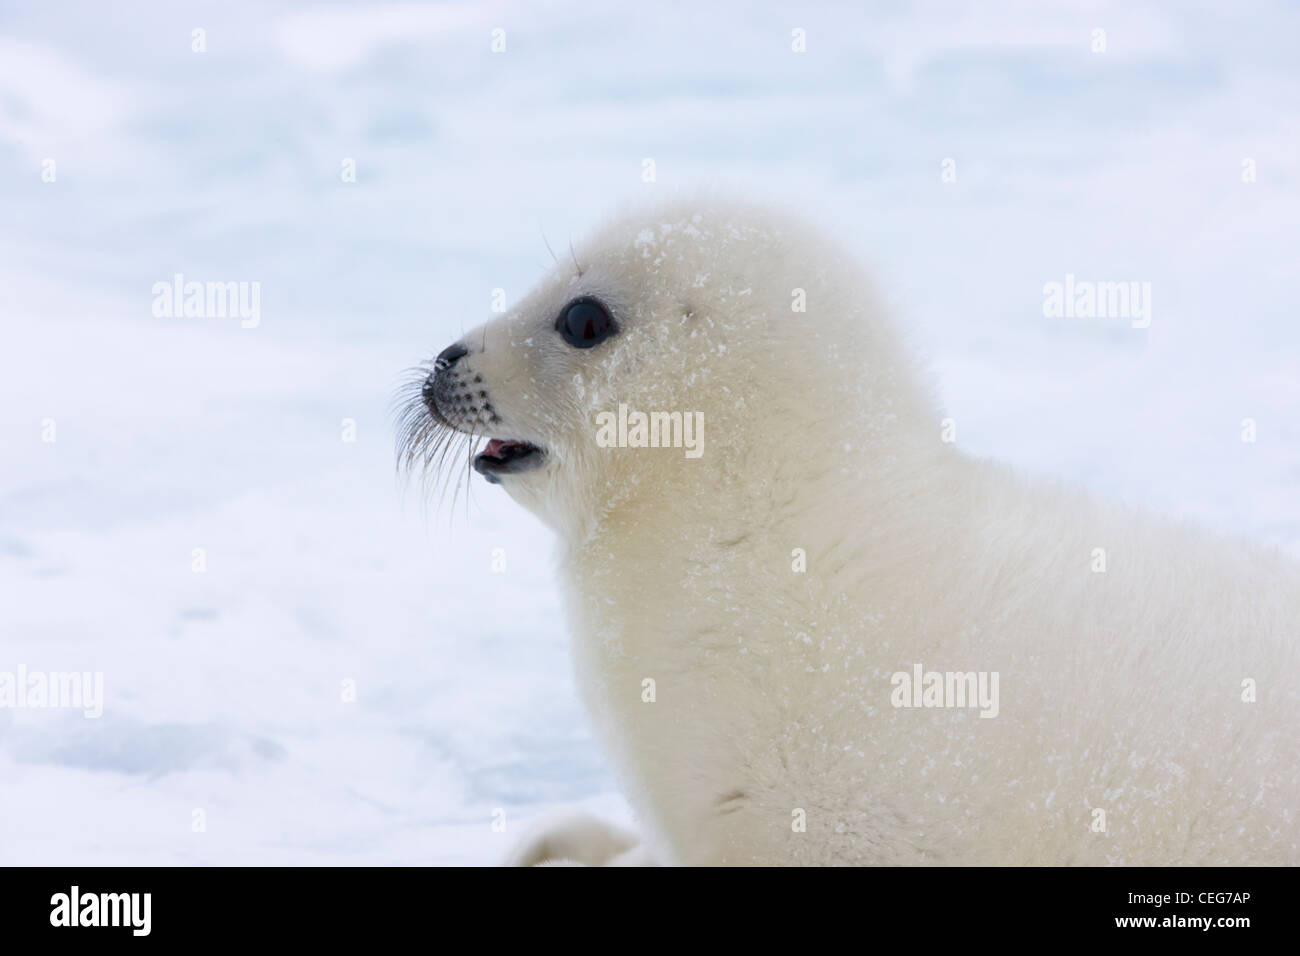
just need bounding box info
[436,199,1299,865]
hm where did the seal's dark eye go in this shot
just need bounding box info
[556,296,617,349]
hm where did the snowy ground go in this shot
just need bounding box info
[1,1,1298,864]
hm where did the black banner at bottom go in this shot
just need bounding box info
[0,865,1286,942]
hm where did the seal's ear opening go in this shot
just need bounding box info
[556,296,617,349]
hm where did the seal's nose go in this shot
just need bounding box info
[424,342,470,415]
[435,342,468,370]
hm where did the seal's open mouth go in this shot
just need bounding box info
[473,439,545,484]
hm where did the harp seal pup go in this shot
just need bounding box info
[406,198,1300,865]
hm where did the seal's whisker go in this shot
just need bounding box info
[541,228,560,269]
[568,236,583,278]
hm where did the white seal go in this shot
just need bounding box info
[401,198,1300,865]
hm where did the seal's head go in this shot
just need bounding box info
[399,199,931,537]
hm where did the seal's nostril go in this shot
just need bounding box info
[435,343,468,370]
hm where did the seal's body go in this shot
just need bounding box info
[405,200,1299,865]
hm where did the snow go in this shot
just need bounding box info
[1,0,1298,864]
